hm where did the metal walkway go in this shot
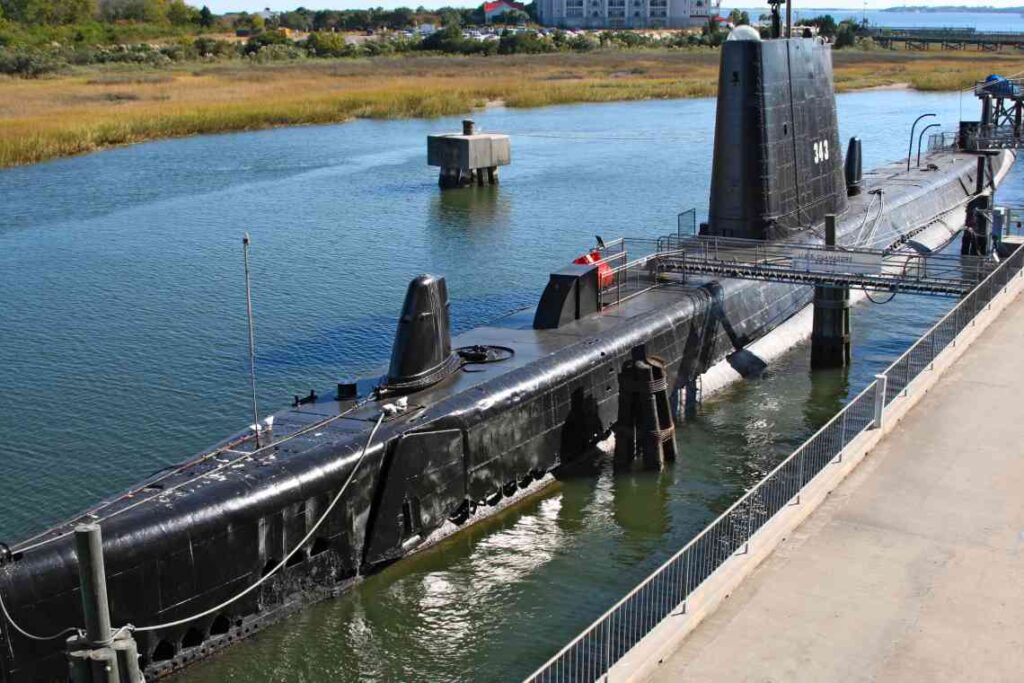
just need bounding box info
[600,236,993,300]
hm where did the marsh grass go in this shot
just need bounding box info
[3,48,1023,168]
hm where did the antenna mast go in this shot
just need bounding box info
[242,233,261,448]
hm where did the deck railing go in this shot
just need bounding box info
[525,243,1024,683]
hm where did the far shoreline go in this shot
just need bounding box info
[0,48,1016,169]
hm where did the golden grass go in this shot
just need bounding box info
[2,48,1022,168]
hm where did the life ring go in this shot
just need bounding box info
[573,250,614,289]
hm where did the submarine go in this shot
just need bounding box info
[0,23,1015,683]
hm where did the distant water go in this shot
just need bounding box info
[1,90,1018,681]
[729,7,1024,32]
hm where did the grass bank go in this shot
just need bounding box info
[2,49,1021,168]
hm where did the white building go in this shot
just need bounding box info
[536,0,720,29]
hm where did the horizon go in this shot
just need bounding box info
[201,1,1024,15]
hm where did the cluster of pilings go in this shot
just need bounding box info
[614,347,678,470]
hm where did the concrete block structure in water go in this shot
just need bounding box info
[427,120,510,189]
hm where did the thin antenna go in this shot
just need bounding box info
[242,233,261,448]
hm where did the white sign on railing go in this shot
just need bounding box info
[792,251,884,275]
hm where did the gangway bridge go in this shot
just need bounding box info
[656,236,988,296]
[595,234,992,303]
[592,227,995,370]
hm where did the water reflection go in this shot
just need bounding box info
[429,184,507,232]
[803,366,849,430]
[612,468,673,549]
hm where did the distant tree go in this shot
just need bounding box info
[501,8,529,25]
[804,14,837,39]
[342,9,369,30]
[311,9,340,30]
[835,19,857,48]
[4,0,98,24]
[702,17,723,46]
[99,0,167,23]
[198,4,212,26]
[727,8,749,26]
[278,10,311,30]
[166,0,196,25]
[438,7,461,27]
[387,6,415,28]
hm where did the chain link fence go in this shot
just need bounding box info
[526,244,1024,683]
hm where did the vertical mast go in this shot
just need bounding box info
[242,233,261,448]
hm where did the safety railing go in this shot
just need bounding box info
[600,247,682,308]
[660,235,992,296]
[677,208,697,238]
[996,205,1024,238]
[975,78,1024,98]
[926,131,960,153]
[525,244,1024,683]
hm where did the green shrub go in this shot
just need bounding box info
[192,36,235,58]
[0,47,63,76]
[305,30,352,57]
[249,43,305,62]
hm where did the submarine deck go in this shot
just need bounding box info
[647,266,1024,683]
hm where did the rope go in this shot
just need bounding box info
[131,411,385,634]
[0,588,80,642]
[862,286,897,304]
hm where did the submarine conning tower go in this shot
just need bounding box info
[384,273,461,394]
[706,30,848,241]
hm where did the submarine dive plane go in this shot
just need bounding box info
[0,24,1015,682]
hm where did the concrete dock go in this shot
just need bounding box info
[648,291,1024,681]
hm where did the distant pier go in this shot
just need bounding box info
[867,26,1024,51]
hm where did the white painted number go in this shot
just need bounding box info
[812,139,830,164]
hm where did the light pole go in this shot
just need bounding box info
[907,113,936,171]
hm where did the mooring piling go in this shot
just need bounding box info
[811,214,852,369]
[614,348,677,470]
[67,525,143,683]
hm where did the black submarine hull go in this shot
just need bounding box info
[0,36,1015,681]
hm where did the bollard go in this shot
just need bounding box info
[873,373,888,429]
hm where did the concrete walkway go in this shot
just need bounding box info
[649,292,1024,682]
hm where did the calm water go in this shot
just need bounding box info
[0,90,1016,681]
[730,7,1024,32]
